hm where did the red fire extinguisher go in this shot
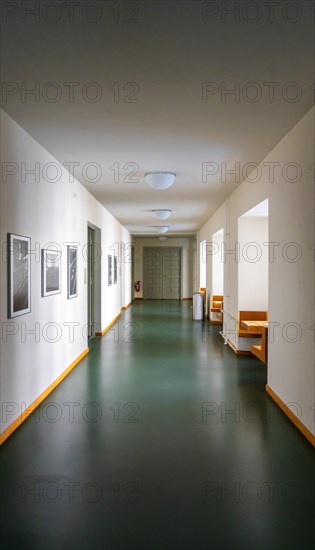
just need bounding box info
[134,281,141,292]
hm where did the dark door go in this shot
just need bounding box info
[143,247,181,299]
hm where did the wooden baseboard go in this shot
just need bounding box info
[122,302,132,310]
[95,312,122,336]
[0,347,89,446]
[134,297,144,300]
[266,385,315,447]
[182,297,193,300]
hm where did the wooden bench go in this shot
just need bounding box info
[238,311,268,338]
[251,325,268,364]
[211,295,223,311]
[210,295,223,324]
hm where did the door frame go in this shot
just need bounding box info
[87,226,95,339]
[143,246,182,300]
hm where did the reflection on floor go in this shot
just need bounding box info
[0,301,314,550]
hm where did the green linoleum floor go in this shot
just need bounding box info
[1,300,314,550]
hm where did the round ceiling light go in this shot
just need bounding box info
[154,226,169,233]
[158,236,168,241]
[152,209,172,220]
[144,172,176,190]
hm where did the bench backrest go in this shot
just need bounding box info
[239,311,268,323]
[211,295,223,307]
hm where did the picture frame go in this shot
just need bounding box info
[41,248,61,297]
[67,245,78,299]
[108,255,112,286]
[114,255,118,284]
[7,233,31,318]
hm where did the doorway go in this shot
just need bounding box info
[209,228,224,323]
[143,247,181,299]
[238,200,269,311]
[211,229,224,296]
[87,224,102,339]
[232,199,269,354]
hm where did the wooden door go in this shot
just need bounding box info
[143,247,181,299]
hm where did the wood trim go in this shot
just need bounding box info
[182,297,193,300]
[134,297,144,300]
[122,302,132,310]
[0,347,89,446]
[95,312,122,336]
[266,385,315,447]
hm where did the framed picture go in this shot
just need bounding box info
[108,255,112,286]
[41,248,61,297]
[7,233,31,318]
[114,255,118,284]
[67,245,78,299]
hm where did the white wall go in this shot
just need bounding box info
[267,109,314,438]
[198,106,315,438]
[212,230,224,296]
[0,110,132,436]
[238,216,268,311]
[132,237,194,299]
[199,241,206,288]
[121,226,132,308]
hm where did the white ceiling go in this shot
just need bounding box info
[2,1,314,236]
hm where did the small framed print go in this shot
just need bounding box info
[7,233,31,318]
[67,245,78,299]
[108,255,112,286]
[114,255,118,284]
[41,248,61,297]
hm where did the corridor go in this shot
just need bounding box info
[0,301,314,550]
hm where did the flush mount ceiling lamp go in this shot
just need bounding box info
[144,172,176,190]
[152,209,172,220]
[154,226,169,234]
[158,236,168,241]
